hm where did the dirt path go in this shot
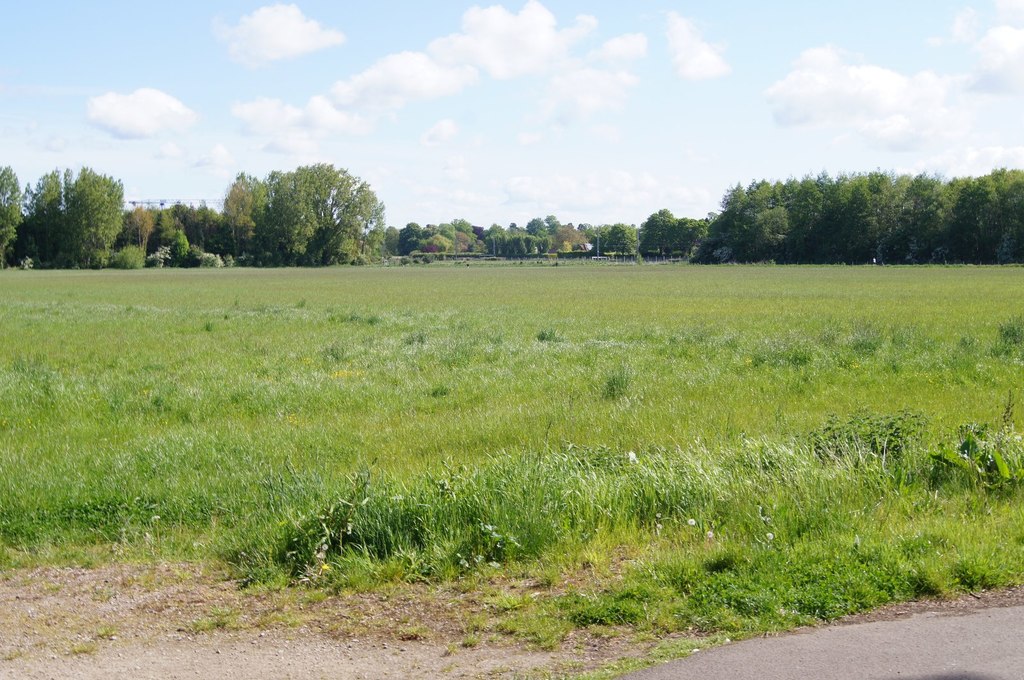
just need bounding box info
[0,563,656,679]
[4,564,1022,679]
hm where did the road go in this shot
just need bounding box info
[626,603,1024,680]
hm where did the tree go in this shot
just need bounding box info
[602,223,638,255]
[639,209,678,256]
[123,207,155,252]
[525,217,546,236]
[398,222,424,255]
[0,167,21,267]
[255,164,384,265]
[223,173,266,257]
[61,167,124,267]
[383,226,400,257]
[19,170,66,265]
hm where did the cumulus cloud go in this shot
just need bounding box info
[332,52,478,110]
[216,4,345,67]
[765,46,962,151]
[666,13,730,80]
[232,95,371,155]
[194,143,236,177]
[972,24,1024,91]
[915,144,1024,177]
[929,8,980,46]
[543,67,638,120]
[421,119,459,146]
[87,88,197,139]
[997,0,1024,25]
[429,0,596,79]
[156,142,183,159]
[592,33,648,63]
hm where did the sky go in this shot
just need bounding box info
[4,1,1024,228]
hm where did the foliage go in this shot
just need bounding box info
[108,246,146,270]
[0,166,21,267]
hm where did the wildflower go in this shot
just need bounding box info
[766,532,774,542]
[627,451,638,464]
[706,530,714,540]
[687,518,697,527]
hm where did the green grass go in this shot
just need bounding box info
[2,263,1024,644]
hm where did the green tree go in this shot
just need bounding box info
[601,223,638,255]
[383,226,400,257]
[398,222,424,255]
[0,166,22,267]
[122,206,156,251]
[63,167,125,267]
[223,173,266,257]
[20,170,66,265]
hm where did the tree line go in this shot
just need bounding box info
[2,165,1023,268]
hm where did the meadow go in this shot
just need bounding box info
[2,263,1024,646]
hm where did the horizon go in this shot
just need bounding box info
[4,1,1024,227]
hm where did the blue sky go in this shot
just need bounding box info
[3,1,1024,228]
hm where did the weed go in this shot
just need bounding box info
[811,411,926,466]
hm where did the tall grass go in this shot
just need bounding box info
[1,265,1023,600]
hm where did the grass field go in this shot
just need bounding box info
[2,263,1024,645]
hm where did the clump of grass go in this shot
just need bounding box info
[997,315,1024,346]
[602,366,631,400]
[810,410,927,466]
[536,328,563,343]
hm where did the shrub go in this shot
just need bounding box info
[198,251,224,268]
[108,246,145,270]
[145,246,171,268]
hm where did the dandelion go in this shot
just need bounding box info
[687,518,697,527]
[706,530,714,540]
[766,532,774,542]
[627,451,638,464]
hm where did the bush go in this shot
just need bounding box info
[198,251,224,268]
[108,246,145,270]
[145,246,171,268]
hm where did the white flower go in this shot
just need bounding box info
[766,532,775,542]
[687,518,697,527]
[627,451,638,464]
[706,530,715,540]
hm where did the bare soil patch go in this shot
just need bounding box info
[0,563,659,679]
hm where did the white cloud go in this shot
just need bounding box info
[973,25,1024,91]
[543,67,638,120]
[156,142,183,159]
[332,51,479,110]
[443,155,469,182]
[232,95,371,154]
[765,46,963,151]
[216,4,345,68]
[45,136,67,153]
[421,119,459,146]
[428,0,596,79]
[86,88,197,139]
[666,13,730,80]
[997,0,1024,25]
[592,33,648,63]
[194,143,236,177]
[930,8,980,46]
[914,145,1024,177]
